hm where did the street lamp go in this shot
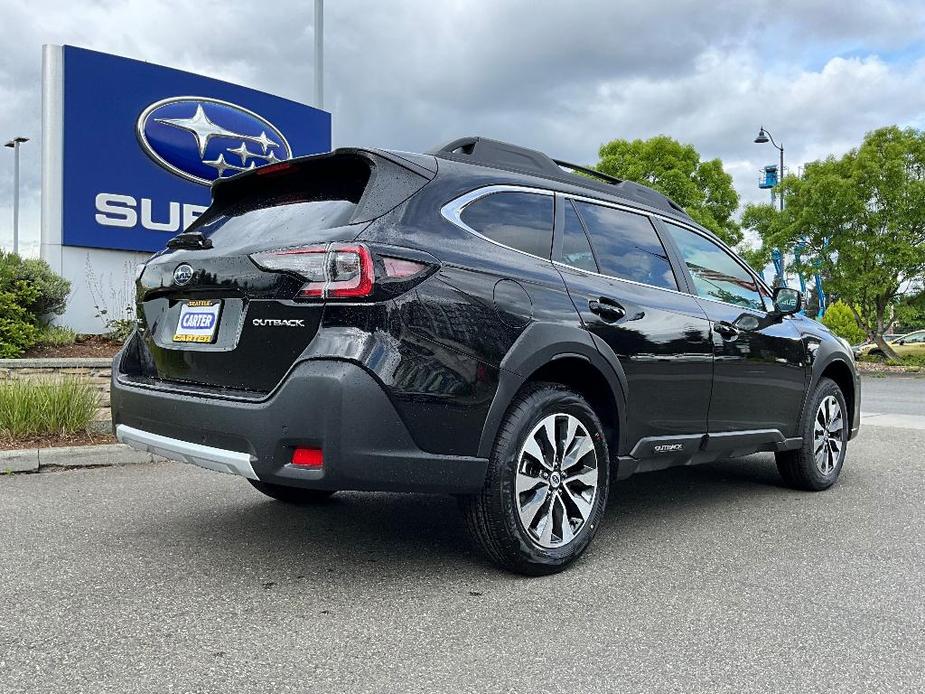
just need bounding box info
[314,0,324,109]
[754,127,784,211]
[4,135,29,255]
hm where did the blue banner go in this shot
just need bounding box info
[61,46,331,253]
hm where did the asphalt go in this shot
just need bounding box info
[1,377,923,693]
[860,372,925,416]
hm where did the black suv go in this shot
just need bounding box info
[113,136,860,574]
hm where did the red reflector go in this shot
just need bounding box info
[291,447,323,468]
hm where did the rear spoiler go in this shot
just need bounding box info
[192,148,436,230]
[210,147,434,208]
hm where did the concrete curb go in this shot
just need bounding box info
[0,357,113,368]
[1,443,159,474]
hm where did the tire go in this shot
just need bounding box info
[776,377,849,491]
[247,479,336,504]
[460,382,610,575]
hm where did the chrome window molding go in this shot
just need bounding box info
[440,183,773,310]
[439,184,555,262]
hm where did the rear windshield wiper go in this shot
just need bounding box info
[167,231,213,250]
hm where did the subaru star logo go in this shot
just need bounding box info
[136,97,292,185]
[173,263,193,286]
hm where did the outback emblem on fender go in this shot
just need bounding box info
[173,263,194,286]
[136,97,292,185]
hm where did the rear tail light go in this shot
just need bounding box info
[251,243,374,298]
[251,243,430,300]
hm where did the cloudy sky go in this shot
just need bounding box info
[2,0,924,256]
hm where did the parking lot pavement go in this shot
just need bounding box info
[1,427,923,692]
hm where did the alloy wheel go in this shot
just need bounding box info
[813,395,844,475]
[515,413,599,549]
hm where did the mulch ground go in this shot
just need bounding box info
[856,361,923,375]
[0,431,117,451]
[21,335,123,360]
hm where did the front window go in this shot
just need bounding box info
[663,222,765,311]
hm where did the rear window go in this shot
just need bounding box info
[190,152,429,250]
[573,201,677,290]
[460,191,553,258]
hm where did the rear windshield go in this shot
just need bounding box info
[187,152,429,251]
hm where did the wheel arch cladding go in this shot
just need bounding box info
[819,358,856,425]
[477,322,627,459]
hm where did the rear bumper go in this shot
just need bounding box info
[111,358,488,493]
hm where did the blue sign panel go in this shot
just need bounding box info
[61,46,331,252]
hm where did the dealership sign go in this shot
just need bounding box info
[55,46,331,253]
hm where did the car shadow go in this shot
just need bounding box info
[149,453,788,579]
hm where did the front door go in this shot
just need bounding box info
[658,220,808,436]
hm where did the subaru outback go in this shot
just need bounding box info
[113,136,860,575]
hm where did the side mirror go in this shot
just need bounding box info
[772,287,802,316]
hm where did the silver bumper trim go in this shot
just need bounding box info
[116,424,258,480]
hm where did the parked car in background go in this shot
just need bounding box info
[856,330,925,359]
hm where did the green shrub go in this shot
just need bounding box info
[0,378,99,439]
[0,281,40,359]
[821,301,867,345]
[35,325,77,348]
[15,257,70,317]
[0,252,71,358]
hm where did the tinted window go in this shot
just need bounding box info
[558,201,598,272]
[664,222,765,311]
[573,202,677,290]
[460,192,553,258]
[902,331,925,343]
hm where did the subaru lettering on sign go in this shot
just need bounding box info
[137,97,293,185]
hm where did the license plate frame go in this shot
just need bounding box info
[173,300,223,343]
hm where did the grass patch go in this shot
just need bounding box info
[35,324,77,348]
[0,378,99,440]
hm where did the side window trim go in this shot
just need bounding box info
[443,184,768,305]
[440,184,555,260]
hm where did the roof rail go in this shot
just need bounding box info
[552,159,622,185]
[429,136,687,216]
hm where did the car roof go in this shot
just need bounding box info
[426,136,693,220]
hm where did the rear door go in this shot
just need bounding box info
[658,220,807,436]
[553,195,714,449]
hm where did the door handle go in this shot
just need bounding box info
[588,297,625,322]
[713,321,740,339]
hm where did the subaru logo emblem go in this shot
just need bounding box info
[136,97,292,185]
[173,263,194,286]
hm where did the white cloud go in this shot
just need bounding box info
[2,0,925,255]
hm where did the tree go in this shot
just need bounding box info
[595,135,741,246]
[742,126,925,361]
[821,301,867,345]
